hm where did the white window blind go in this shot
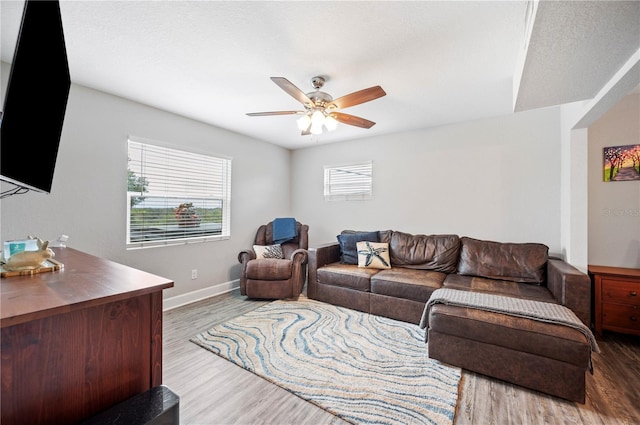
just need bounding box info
[324,161,372,201]
[126,138,231,249]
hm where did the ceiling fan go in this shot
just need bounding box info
[246,76,386,135]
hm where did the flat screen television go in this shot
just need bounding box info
[0,0,71,194]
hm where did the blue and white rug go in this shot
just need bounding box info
[190,295,461,425]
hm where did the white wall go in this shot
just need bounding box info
[558,101,591,272]
[1,57,580,302]
[292,107,563,255]
[0,61,291,301]
[588,93,640,268]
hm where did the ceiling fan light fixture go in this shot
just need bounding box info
[324,114,338,132]
[311,110,325,126]
[309,110,325,134]
[296,114,311,131]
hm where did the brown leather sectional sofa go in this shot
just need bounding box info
[307,230,594,402]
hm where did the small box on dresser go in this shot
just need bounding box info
[589,265,640,337]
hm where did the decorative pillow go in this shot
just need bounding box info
[253,244,284,259]
[337,231,380,264]
[357,241,391,269]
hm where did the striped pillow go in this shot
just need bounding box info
[253,244,284,259]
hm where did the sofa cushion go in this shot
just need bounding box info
[371,268,445,302]
[357,241,391,269]
[317,262,378,291]
[378,231,460,273]
[337,231,380,264]
[443,274,557,303]
[457,237,548,284]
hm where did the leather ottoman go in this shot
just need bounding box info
[426,304,592,402]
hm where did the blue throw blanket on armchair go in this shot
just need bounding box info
[273,217,297,244]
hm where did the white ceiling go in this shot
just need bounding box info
[1,1,639,150]
[514,0,640,112]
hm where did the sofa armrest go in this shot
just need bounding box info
[546,259,591,327]
[307,242,341,299]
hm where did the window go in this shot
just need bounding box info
[324,161,372,201]
[127,138,231,249]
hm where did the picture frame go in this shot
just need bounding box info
[603,144,640,182]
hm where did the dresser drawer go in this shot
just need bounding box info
[591,265,640,337]
[601,279,640,305]
[602,303,640,331]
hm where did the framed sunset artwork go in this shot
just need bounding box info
[603,144,640,182]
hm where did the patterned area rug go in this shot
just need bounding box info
[190,295,461,425]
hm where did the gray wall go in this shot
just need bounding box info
[588,92,640,268]
[1,57,586,301]
[291,107,563,254]
[0,62,291,300]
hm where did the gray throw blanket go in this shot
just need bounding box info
[420,288,600,354]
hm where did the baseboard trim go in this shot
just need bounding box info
[163,279,240,311]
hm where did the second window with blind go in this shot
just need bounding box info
[324,161,373,201]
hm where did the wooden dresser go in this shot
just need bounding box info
[589,265,640,337]
[1,248,174,425]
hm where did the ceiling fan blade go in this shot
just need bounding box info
[271,77,315,107]
[331,112,376,129]
[327,86,386,110]
[246,111,301,116]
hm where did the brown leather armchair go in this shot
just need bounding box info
[238,220,309,299]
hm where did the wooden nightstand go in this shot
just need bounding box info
[589,265,640,337]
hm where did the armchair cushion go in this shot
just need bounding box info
[246,259,293,280]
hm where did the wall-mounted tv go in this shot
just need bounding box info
[1,0,71,194]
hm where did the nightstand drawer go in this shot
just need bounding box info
[602,303,640,331]
[601,279,640,305]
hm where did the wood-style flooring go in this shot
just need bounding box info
[163,289,640,425]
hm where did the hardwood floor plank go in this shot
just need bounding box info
[163,289,640,424]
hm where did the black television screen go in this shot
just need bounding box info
[0,0,71,194]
